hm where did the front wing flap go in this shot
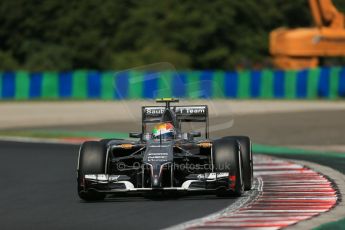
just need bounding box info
[80,172,233,194]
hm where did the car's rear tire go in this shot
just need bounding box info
[223,136,253,190]
[77,141,107,201]
[213,139,244,197]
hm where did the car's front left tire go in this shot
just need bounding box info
[213,139,244,197]
[223,136,253,190]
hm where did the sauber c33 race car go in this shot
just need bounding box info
[77,98,253,201]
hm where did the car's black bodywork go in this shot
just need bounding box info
[77,98,253,201]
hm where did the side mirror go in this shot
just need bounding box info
[129,132,142,138]
[190,131,201,138]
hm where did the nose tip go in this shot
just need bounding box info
[152,177,160,188]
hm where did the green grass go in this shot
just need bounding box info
[253,143,345,158]
[313,218,345,230]
[0,130,128,139]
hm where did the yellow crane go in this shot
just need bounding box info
[270,0,345,69]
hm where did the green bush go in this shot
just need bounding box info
[0,0,344,71]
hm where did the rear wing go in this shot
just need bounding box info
[142,105,209,137]
[142,105,208,122]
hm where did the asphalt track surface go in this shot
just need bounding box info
[0,141,240,230]
[2,110,345,229]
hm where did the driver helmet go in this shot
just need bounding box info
[152,122,175,139]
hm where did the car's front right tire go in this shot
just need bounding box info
[77,141,107,201]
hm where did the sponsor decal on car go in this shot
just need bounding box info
[144,107,165,115]
[147,152,169,162]
[175,106,206,115]
[197,172,229,180]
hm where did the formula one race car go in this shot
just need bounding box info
[77,98,253,201]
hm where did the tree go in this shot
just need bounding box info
[0,0,344,70]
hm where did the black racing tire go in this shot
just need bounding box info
[77,141,107,201]
[100,138,123,146]
[100,139,112,146]
[223,136,253,190]
[213,139,244,197]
